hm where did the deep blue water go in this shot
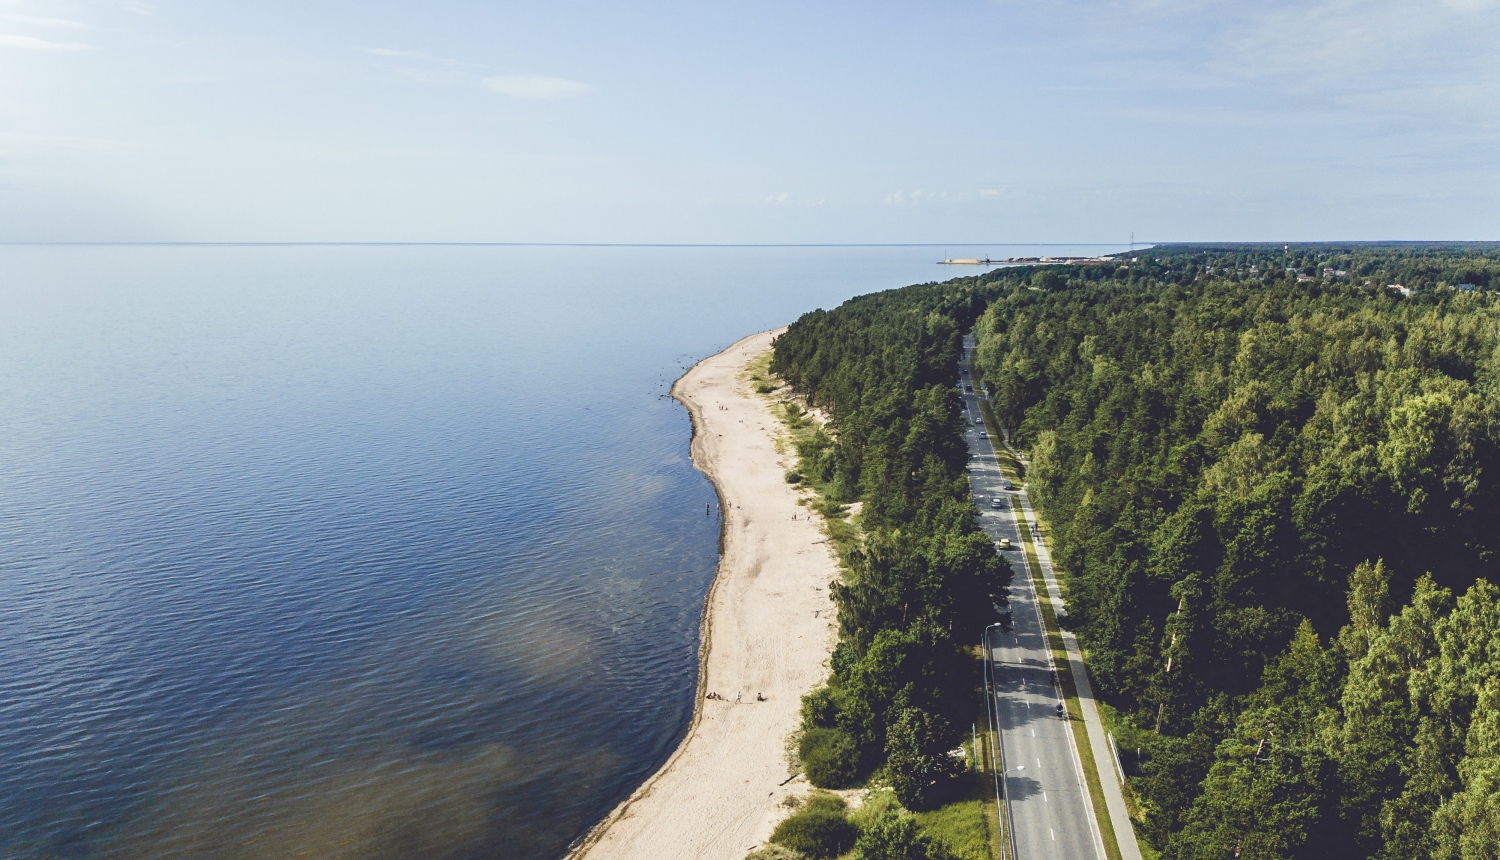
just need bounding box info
[0,244,1124,860]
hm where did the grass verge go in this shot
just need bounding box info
[848,783,993,860]
[974,709,1009,860]
[914,782,992,860]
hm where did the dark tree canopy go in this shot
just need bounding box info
[779,242,1500,856]
[968,243,1500,858]
[773,279,1009,790]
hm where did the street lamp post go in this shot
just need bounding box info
[984,623,1019,860]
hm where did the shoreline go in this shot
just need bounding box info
[567,329,840,860]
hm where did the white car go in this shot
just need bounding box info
[991,498,1004,508]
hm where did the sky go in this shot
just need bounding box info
[1,0,1497,243]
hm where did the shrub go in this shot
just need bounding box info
[812,498,847,518]
[799,727,860,788]
[800,686,841,730]
[803,792,848,814]
[885,707,961,811]
[770,806,858,859]
[745,846,800,860]
[853,810,955,860]
[786,471,804,484]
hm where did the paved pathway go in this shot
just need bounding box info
[1009,484,1143,860]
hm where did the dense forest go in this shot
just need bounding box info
[771,242,1500,859]
[770,280,1009,814]
[970,244,1500,858]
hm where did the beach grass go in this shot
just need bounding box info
[752,361,863,563]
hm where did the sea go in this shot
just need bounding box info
[0,243,1126,860]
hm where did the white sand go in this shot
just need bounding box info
[569,329,841,860]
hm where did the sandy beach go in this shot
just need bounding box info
[569,329,841,860]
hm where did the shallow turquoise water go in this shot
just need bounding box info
[0,244,1123,859]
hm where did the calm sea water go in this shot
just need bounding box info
[0,244,1124,860]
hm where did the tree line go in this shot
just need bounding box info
[970,244,1500,858]
[771,280,1011,814]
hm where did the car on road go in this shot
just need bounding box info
[996,538,1012,550]
[1002,480,1015,490]
[991,498,1004,508]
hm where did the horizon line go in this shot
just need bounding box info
[3,240,1493,249]
[0,241,1148,248]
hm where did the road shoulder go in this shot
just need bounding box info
[982,407,1144,860]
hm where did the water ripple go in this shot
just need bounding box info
[0,243,1091,859]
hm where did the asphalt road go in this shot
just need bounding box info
[961,336,1104,860]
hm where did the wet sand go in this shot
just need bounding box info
[569,329,840,860]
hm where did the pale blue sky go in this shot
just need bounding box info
[2,0,1497,242]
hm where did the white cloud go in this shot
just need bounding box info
[120,1,153,15]
[364,47,428,59]
[884,188,1003,205]
[362,47,477,69]
[764,192,824,206]
[889,189,932,203]
[482,74,589,100]
[4,15,87,27]
[0,33,90,49]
